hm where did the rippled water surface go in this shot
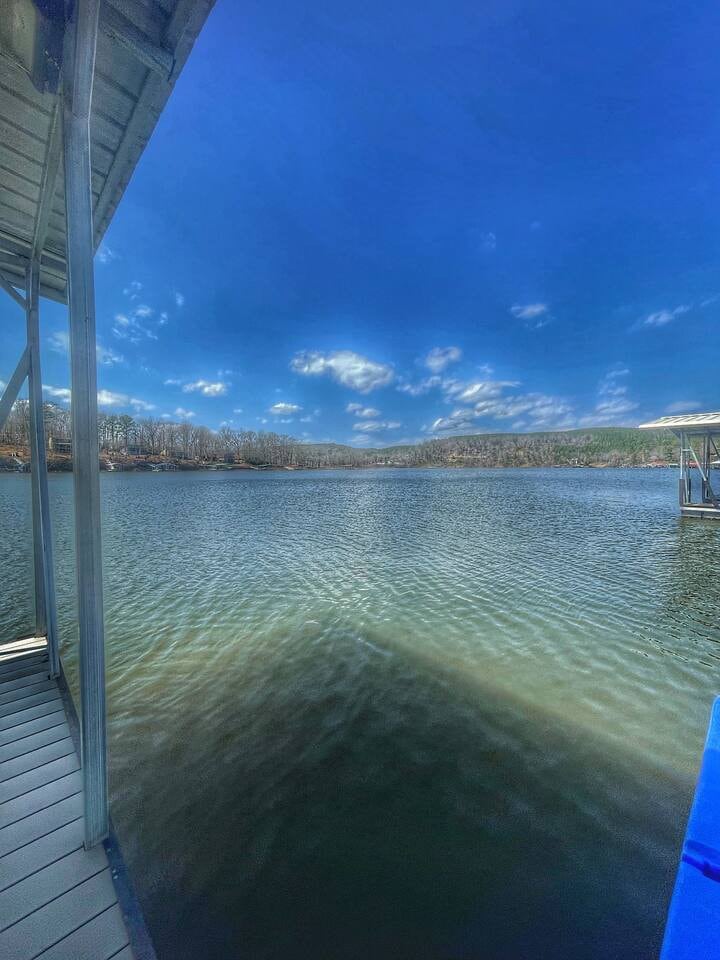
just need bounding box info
[2,468,720,959]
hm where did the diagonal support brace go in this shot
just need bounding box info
[0,347,30,432]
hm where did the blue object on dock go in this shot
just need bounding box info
[661,696,720,960]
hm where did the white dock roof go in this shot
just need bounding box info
[639,412,720,432]
[0,0,214,303]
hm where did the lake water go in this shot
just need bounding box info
[2,467,720,959]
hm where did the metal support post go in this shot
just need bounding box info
[26,259,60,676]
[63,0,108,849]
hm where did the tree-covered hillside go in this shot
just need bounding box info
[0,401,675,469]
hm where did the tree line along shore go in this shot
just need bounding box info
[0,399,678,471]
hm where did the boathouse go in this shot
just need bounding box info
[0,1,214,957]
[640,413,720,519]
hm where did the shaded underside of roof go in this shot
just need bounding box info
[0,0,214,304]
[639,413,720,433]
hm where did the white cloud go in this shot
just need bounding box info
[112,307,158,343]
[233,407,243,414]
[48,331,69,354]
[122,280,142,299]
[97,389,129,407]
[641,304,690,328]
[443,379,519,403]
[97,343,124,366]
[346,402,380,417]
[269,402,301,415]
[510,303,550,328]
[429,393,574,433]
[175,291,185,308]
[352,420,401,432]
[49,330,123,366]
[182,379,228,396]
[665,400,701,414]
[481,232,496,251]
[577,366,638,426]
[397,376,442,397]
[291,350,393,393]
[130,398,156,412]
[424,346,462,373]
[174,407,195,419]
[42,384,72,401]
[164,378,181,386]
[97,245,118,265]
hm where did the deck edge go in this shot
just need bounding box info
[57,660,158,960]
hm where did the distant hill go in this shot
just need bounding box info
[1,402,676,471]
[296,427,676,468]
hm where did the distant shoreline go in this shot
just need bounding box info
[0,459,678,475]
[0,426,678,473]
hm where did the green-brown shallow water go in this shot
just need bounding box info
[2,467,719,959]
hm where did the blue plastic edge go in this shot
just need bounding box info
[661,696,720,960]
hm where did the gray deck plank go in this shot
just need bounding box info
[0,844,108,930]
[35,904,130,960]
[1,771,82,830]
[0,698,64,733]
[0,738,75,783]
[0,679,56,707]
[0,753,80,804]
[0,671,52,695]
[0,710,66,748]
[0,688,62,721]
[107,947,133,960]
[0,655,49,678]
[0,721,71,764]
[0,662,51,684]
[0,819,84,892]
[0,653,142,959]
[0,867,118,959]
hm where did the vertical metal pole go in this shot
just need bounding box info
[26,260,60,677]
[63,0,107,849]
[702,435,710,502]
[27,269,47,641]
[679,432,687,507]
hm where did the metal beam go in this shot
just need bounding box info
[32,102,64,264]
[0,346,29,432]
[63,0,108,850]
[26,260,60,678]
[100,3,174,78]
[0,268,26,309]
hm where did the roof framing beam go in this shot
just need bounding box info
[32,102,63,263]
[100,2,175,78]
[0,267,26,308]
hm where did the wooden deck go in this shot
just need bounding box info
[0,639,138,960]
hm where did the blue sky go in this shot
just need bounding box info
[3,0,720,445]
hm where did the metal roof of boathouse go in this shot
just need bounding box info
[639,412,720,433]
[0,0,214,304]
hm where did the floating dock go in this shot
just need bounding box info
[0,638,153,960]
[0,1,214,956]
[640,413,720,519]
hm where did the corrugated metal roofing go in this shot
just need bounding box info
[639,413,720,431]
[0,0,214,303]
